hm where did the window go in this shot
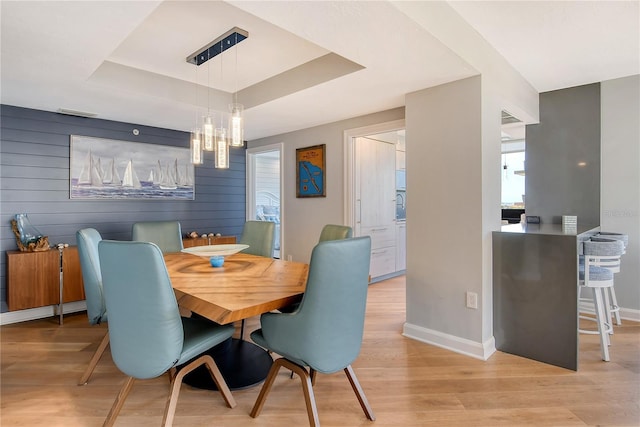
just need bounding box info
[501,151,525,209]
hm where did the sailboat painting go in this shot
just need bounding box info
[70,135,194,200]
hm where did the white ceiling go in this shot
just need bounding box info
[1,1,638,140]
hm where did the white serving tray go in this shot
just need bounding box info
[181,244,249,257]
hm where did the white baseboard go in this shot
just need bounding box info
[403,322,496,361]
[0,301,87,326]
[579,301,640,323]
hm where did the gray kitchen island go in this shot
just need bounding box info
[492,223,600,370]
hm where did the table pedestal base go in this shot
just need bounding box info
[182,338,273,390]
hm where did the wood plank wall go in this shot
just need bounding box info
[0,105,246,312]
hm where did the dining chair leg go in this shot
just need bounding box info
[251,358,320,426]
[163,367,184,427]
[296,361,320,427]
[103,376,135,427]
[78,332,109,385]
[290,367,315,384]
[344,365,375,421]
[310,368,317,386]
[168,367,177,384]
[162,355,236,426]
[250,357,282,418]
[202,355,236,408]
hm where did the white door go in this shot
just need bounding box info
[246,143,283,258]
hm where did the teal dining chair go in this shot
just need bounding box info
[76,227,110,385]
[132,220,184,253]
[250,237,374,426]
[318,224,353,242]
[239,220,276,258]
[279,224,353,315]
[98,240,236,426]
[237,220,276,338]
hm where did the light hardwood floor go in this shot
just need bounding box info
[2,276,639,426]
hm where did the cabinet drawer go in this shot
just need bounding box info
[360,225,395,249]
[370,246,396,278]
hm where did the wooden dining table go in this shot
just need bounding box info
[164,251,309,390]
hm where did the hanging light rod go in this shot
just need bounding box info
[186,27,248,66]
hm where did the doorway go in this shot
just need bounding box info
[246,143,283,258]
[344,119,406,281]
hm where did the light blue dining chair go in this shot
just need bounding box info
[318,224,353,242]
[237,220,276,338]
[239,220,276,258]
[250,237,374,426]
[76,227,110,385]
[98,240,236,426]
[279,224,353,314]
[132,220,184,253]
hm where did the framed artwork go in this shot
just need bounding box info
[70,135,194,200]
[296,144,326,198]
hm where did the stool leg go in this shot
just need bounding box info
[609,286,622,326]
[593,288,610,361]
[603,289,614,335]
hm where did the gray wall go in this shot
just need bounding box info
[404,76,486,347]
[1,105,246,312]
[248,107,405,263]
[601,75,640,313]
[525,83,601,226]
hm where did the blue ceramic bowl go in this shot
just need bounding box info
[209,255,225,267]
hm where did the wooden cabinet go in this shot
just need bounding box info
[6,247,85,311]
[5,236,237,312]
[182,236,236,248]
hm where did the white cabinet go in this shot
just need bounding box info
[356,137,397,279]
[396,223,406,271]
[395,141,406,271]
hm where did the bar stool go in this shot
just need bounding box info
[591,232,629,326]
[579,239,625,361]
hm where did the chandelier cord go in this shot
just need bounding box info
[234,32,239,106]
[207,50,211,117]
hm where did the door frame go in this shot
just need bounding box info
[343,119,405,231]
[246,142,284,257]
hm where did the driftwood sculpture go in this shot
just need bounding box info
[10,219,50,252]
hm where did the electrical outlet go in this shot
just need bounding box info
[466,291,478,309]
[287,255,293,261]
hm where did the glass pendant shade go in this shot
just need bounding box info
[190,130,203,165]
[228,103,244,147]
[203,116,214,151]
[214,127,229,169]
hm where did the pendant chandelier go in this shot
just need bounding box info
[187,27,247,169]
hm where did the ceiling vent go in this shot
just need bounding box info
[57,108,97,118]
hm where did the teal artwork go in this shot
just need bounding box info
[296,144,326,198]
